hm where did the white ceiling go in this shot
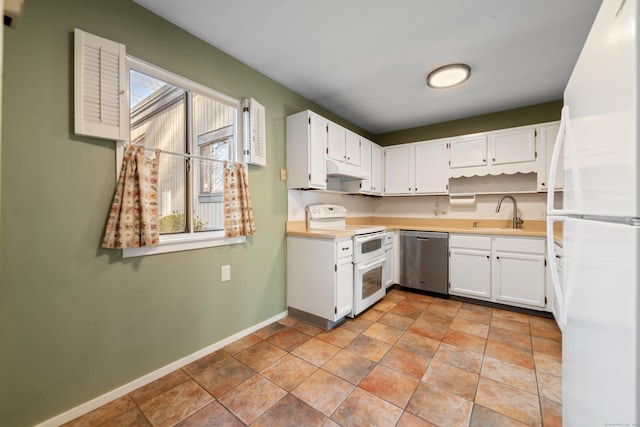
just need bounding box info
[133,0,602,135]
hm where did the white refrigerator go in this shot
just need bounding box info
[546,0,639,426]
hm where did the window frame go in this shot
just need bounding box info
[122,56,246,258]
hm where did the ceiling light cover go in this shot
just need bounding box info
[427,64,471,88]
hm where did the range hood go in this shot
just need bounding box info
[326,159,369,180]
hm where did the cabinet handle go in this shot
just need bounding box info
[486,255,490,259]
[496,256,500,260]
[483,159,487,163]
[492,158,495,162]
[542,182,546,186]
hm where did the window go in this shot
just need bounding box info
[73,30,247,257]
[124,58,244,256]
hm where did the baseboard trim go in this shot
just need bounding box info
[35,310,288,427]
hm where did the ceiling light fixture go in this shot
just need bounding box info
[426,64,471,89]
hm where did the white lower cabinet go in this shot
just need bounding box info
[449,234,547,311]
[287,236,353,327]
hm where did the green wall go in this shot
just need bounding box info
[0,1,352,425]
[375,100,563,146]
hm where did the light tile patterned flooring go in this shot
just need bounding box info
[64,289,562,426]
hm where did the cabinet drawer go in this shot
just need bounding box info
[449,234,491,250]
[336,240,353,259]
[494,237,545,254]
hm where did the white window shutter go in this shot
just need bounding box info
[242,98,267,166]
[74,29,127,141]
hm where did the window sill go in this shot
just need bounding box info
[122,233,246,258]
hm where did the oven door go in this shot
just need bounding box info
[354,232,386,263]
[353,256,387,316]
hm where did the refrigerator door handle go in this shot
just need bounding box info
[546,216,567,327]
[547,105,580,216]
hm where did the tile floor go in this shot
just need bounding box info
[64,288,562,427]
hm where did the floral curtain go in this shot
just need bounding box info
[224,162,256,237]
[102,145,160,248]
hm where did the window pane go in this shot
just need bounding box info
[130,70,188,234]
[193,94,235,232]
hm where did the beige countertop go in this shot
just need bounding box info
[286,217,562,241]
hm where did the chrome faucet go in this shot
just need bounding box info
[495,195,524,229]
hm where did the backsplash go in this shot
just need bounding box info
[288,190,562,221]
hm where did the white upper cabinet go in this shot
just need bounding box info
[357,138,383,195]
[370,143,383,195]
[448,135,487,169]
[489,127,536,166]
[286,110,327,189]
[537,122,563,191]
[384,141,448,195]
[327,122,361,167]
[448,124,540,178]
[384,145,414,195]
[415,140,448,194]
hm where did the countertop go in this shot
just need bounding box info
[286,217,563,242]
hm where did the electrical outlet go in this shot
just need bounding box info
[280,168,287,181]
[221,265,231,282]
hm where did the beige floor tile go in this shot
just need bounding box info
[442,329,487,354]
[396,411,438,427]
[389,302,423,319]
[456,307,493,324]
[380,346,430,379]
[374,300,398,312]
[130,370,190,405]
[480,356,538,394]
[422,358,479,401]
[359,364,419,408]
[138,380,213,427]
[62,395,136,427]
[254,322,288,339]
[183,350,230,377]
[292,369,354,416]
[434,342,483,374]
[537,371,562,403]
[252,394,327,427]
[223,333,263,355]
[378,312,415,331]
[488,326,532,350]
[341,316,374,334]
[345,334,392,362]
[294,321,324,336]
[175,401,243,427]
[408,319,449,341]
[360,308,386,321]
[532,336,562,358]
[235,340,287,371]
[322,349,375,385]
[469,404,529,427]
[394,332,440,359]
[363,322,404,344]
[490,316,530,335]
[261,354,317,391]
[426,302,461,318]
[266,327,313,352]
[332,388,403,427]
[406,382,473,427]
[292,338,341,366]
[315,325,359,347]
[533,351,562,377]
[99,408,151,427]
[475,377,541,426]
[493,308,531,324]
[218,375,287,424]
[449,316,490,338]
[530,321,562,342]
[540,397,563,427]
[485,339,535,369]
[193,357,255,398]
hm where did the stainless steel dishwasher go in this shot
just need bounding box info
[400,230,449,295]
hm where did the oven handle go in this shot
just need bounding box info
[355,233,385,244]
[356,257,385,271]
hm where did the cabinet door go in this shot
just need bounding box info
[415,141,448,194]
[494,251,546,308]
[345,131,361,166]
[384,245,394,287]
[371,143,383,195]
[489,127,536,166]
[327,121,346,162]
[448,135,487,168]
[335,257,354,319]
[359,138,372,194]
[384,145,414,195]
[537,123,563,191]
[309,115,328,189]
[449,248,492,298]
